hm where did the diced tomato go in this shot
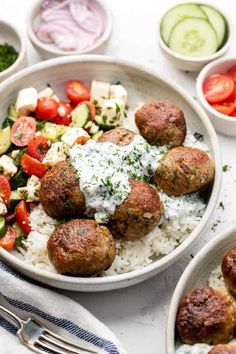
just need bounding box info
[0,225,16,250]
[28,136,50,162]
[77,101,96,122]
[11,117,36,147]
[65,80,90,104]
[16,201,31,234]
[21,153,46,178]
[75,136,90,145]
[228,66,236,83]
[0,176,11,205]
[203,74,235,104]
[211,101,235,116]
[35,97,59,121]
[53,101,73,126]
[230,110,236,117]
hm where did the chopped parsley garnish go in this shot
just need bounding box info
[223,164,231,172]
[193,132,204,141]
[219,202,225,211]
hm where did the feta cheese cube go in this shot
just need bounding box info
[61,128,89,148]
[0,155,17,177]
[109,84,128,105]
[90,80,110,107]
[89,123,99,135]
[42,142,69,167]
[101,98,125,127]
[38,87,54,98]
[10,150,20,159]
[15,87,38,115]
[0,197,7,216]
[18,175,41,202]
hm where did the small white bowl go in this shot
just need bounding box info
[158,2,232,72]
[27,0,113,60]
[197,57,236,136]
[0,20,27,82]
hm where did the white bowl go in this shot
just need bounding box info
[158,2,232,72]
[0,55,221,292]
[197,56,236,136]
[166,225,236,354]
[27,0,113,59]
[0,20,27,82]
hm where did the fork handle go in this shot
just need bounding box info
[0,305,23,328]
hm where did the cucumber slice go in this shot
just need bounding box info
[9,190,22,211]
[71,103,90,128]
[200,5,226,47]
[0,216,7,238]
[0,126,11,155]
[2,116,16,129]
[161,4,207,44]
[10,169,28,190]
[41,122,69,141]
[92,131,103,141]
[8,104,19,118]
[169,18,218,57]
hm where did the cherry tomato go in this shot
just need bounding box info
[11,116,36,147]
[0,225,16,250]
[28,136,50,162]
[53,101,73,126]
[16,201,31,234]
[203,74,235,104]
[228,66,236,83]
[77,101,96,122]
[75,136,90,145]
[211,101,235,116]
[0,176,11,205]
[65,80,90,104]
[21,153,46,178]
[35,97,59,121]
[230,110,236,117]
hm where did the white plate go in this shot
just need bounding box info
[166,225,236,354]
[0,55,221,292]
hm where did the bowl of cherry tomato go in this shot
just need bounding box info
[197,57,236,136]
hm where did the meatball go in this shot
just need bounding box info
[222,246,236,296]
[154,146,214,196]
[98,127,135,146]
[135,100,186,147]
[108,179,163,240]
[208,344,236,354]
[48,219,116,276]
[176,287,236,345]
[39,160,85,219]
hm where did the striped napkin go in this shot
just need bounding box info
[0,261,127,354]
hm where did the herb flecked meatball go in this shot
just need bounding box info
[222,246,236,296]
[208,344,236,354]
[98,127,135,146]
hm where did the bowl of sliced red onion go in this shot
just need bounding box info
[27,0,113,59]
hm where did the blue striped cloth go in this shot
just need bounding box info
[0,262,127,354]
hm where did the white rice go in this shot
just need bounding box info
[208,265,225,289]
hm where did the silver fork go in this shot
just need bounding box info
[0,305,98,354]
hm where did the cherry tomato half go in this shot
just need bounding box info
[211,101,235,116]
[228,66,236,84]
[77,101,96,122]
[65,80,90,104]
[28,136,50,162]
[21,153,46,178]
[16,200,31,235]
[203,74,235,104]
[53,101,73,126]
[11,116,36,147]
[0,225,16,250]
[0,175,11,205]
[35,97,59,121]
[230,110,236,117]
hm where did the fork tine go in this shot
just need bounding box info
[36,338,70,354]
[40,334,86,354]
[43,329,97,354]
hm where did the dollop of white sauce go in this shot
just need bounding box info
[176,344,211,354]
[69,135,167,223]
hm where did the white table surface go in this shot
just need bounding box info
[2,0,236,353]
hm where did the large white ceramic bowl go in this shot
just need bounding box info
[0,55,221,292]
[166,225,236,354]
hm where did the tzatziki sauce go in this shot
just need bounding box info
[69,135,167,223]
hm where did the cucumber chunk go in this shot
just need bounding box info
[169,18,218,57]
[0,216,7,238]
[200,5,226,47]
[92,131,103,141]
[0,126,11,155]
[71,103,90,128]
[10,169,28,190]
[161,4,207,44]
[9,190,22,211]
[2,116,16,129]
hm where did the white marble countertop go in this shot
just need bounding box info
[2,0,236,353]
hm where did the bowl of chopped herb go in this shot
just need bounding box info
[0,20,27,82]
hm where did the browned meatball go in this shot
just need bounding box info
[48,219,116,276]
[176,287,236,345]
[154,146,214,196]
[39,160,85,219]
[208,344,236,354]
[98,127,135,146]
[222,246,236,296]
[135,101,186,147]
[108,179,163,240]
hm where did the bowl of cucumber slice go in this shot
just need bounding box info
[158,2,231,72]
